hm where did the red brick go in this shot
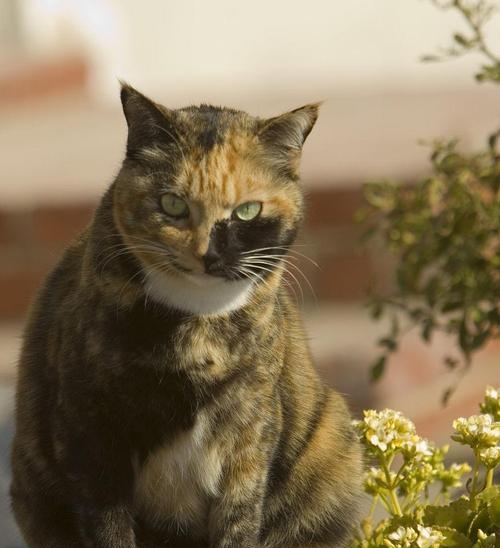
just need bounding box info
[305,188,364,228]
[0,55,87,106]
[32,203,95,246]
[0,211,10,246]
[0,269,48,319]
[314,252,373,301]
[0,210,36,248]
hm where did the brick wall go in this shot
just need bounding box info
[0,55,87,106]
[0,187,391,320]
[0,203,94,319]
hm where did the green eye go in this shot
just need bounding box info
[233,201,262,221]
[160,193,189,218]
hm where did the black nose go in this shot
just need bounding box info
[203,249,225,275]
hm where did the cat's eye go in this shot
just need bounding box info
[233,201,262,221]
[160,193,189,219]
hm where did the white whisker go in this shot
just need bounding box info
[241,256,316,302]
[241,246,319,268]
[240,262,303,304]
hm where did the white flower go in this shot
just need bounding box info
[400,437,435,459]
[485,386,498,401]
[481,386,500,420]
[387,526,418,546]
[416,525,445,548]
[452,414,500,448]
[415,440,433,456]
[370,434,388,452]
[479,446,500,469]
[354,409,418,455]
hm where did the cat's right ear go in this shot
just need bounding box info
[119,81,177,159]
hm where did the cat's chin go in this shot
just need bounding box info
[142,267,254,316]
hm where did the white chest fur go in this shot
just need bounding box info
[143,268,254,315]
[134,415,223,532]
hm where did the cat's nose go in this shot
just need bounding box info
[203,249,225,275]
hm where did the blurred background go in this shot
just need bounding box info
[0,0,499,544]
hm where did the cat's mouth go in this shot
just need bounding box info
[168,256,246,284]
[183,272,230,287]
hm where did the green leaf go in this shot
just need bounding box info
[487,495,500,527]
[424,499,474,533]
[459,319,470,353]
[468,507,491,540]
[453,33,471,47]
[370,355,386,382]
[477,486,500,504]
[378,337,397,351]
[421,54,442,62]
[441,301,463,313]
[444,356,459,370]
[435,526,473,547]
[369,300,384,320]
[422,319,434,342]
[442,386,456,405]
[470,330,490,350]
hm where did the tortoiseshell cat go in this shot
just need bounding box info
[11,84,362,548]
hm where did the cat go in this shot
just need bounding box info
[10,83,362,548]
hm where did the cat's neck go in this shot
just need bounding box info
[143,268,255,316]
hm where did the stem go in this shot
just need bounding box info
[368,494,379,521]
[454,0,500,64]
[381,460,403,516]
[361,495,379,539]
[388,488,403,517]
[378,492,393,514]
[485,467,494,488]
[470,449,481,508]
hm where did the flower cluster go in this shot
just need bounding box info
[351,386,500,548]
[479,386,500,421]
[353,409,470,505]
[451,414,500,449]
[479,446,500,469]
[364,467,396,496]
[353,409,419,456]
[397,444,470,499]
[385,525,444,548]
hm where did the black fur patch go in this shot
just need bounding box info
[202,217,295,280]
[181,104,236,153]
[196,106,223,152]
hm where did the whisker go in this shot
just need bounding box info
[241,246,319,268]
[232,266,285,314]
[237,265,278,295]
[242,256,317,302]
[97,244,173,274]
[239,260,300,304]
[240,262,303,305]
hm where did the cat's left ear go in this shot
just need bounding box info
[119,81,178,158]
[258,103,320,177]
[258,103,320,151]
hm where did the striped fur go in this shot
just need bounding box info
[10,85,362,548]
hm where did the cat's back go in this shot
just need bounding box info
[20,232,88,365]
[29,228,88,314]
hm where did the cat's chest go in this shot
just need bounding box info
[134,414,223,532]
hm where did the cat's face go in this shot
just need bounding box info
[113,84,318,315]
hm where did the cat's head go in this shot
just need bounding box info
[113,83,318,315]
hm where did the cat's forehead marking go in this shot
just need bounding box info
[183,132,258,209]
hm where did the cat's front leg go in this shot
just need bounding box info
[208,432,270,548]
[78,505,136,548]
[63,434,137,548]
